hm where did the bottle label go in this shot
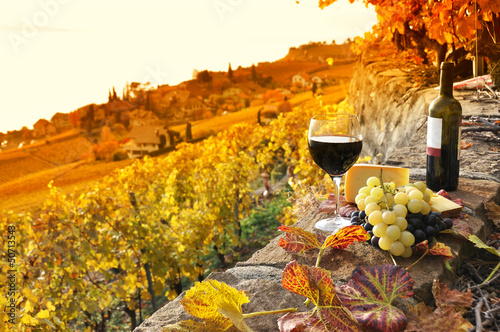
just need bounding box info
[427,116,442,157]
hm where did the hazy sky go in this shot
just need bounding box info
[0,0,377,133]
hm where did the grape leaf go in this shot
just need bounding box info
[484,201,500,227]
[431,279,473,312]
[278,225,326,254]
[468,235,500,257]
[278,225,368,254]
[336,265,414,332]
[322,225,369,250]
[405,302,473,332]
[414,240,454,259]
[280,261,360,331]
[180,279,251,331]
[450,218,473,239]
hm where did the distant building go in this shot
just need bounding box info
[128,109,160,127]
[122,125,170,158]
[50,113,71,131]
[32,119,56,138]
[292,72,312,88]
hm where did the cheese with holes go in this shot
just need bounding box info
[429,195,462,218]
[344,164,410,203]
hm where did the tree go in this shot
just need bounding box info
[250,64,257,82]
[228,62,234,80]
[318,0,500,81]
[197,70,212,83]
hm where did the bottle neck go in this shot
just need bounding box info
[439,63,454,96]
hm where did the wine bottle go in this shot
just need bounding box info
[426,62,462,191]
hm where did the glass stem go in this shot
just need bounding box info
[332,176,342,218]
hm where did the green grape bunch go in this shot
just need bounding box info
[349,177,453,258]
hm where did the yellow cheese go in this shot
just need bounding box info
[429,195,462,218]
[344,164,410,203]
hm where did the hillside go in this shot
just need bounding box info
[0,42,356,214]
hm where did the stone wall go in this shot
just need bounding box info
[349,57,438,163]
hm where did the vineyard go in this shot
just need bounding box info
[0,92,355,330]
[0,152,55,186]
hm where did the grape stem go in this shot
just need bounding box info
[406,247,429,271]
[242,307,298,318]
[378,169,392,211]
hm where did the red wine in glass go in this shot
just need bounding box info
[308,114,363,232]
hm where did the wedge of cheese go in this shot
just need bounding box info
[429,195,462,218]
[344,164,410,203]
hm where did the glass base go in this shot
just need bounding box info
[314,216,351,232]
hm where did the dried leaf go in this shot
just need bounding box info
[450,218,473,239]
[322,225,369,250]
[278,225,326,254]
[484,201,500,227]
[280,261,360,331]
[468,235,500,257]
[414,240,454,259]
[405,302,473,332]
[432,279,473,312]
[337,265,414,332]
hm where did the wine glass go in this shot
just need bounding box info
[308,113,363,232]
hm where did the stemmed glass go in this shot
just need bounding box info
[308,113,363,232]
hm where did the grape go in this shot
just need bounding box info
[379,236,393,250]
[364,195,379,205]
[423,193,431,203]
[350,216,360,224]
[420,201,431,215]
[405,186,418,194]
[426,213,438,226]
[366,176,380,188]
[359,211,366,220]
[386,225,401,241]
[355,193,368,204]
[425,188,434,198]
[399,231,415,247]
[394,192,409,205]
[365,202,381,216]
[363,222,373,232]
[407,199,423,213]
[356,199,366,211]
[373,223,388,237]
[351,211,360,217]
[368,210,383,225]
[392,204,407,218]
[359,186,371,196]
[382,210,396,224]
[401,246,413,258]
[414,181,427,193]
[384,193,394,206]
[405,223,414,233]
[409,218,423,230]
[394,217,408,231]
[408,189,424,201]
[389,241,405,256]
[425,225,437,237]
[414,229,426,243]
[432,211,443,219]
[444,218,454,229]
[371,236,380,249]
[370,187,384,200]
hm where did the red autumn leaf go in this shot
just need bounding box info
[278,225,326,254]
[405,302,473,332]
[450,218,472,239]
[337,265,414,332]
[280,261,360,332]
[322,225,369,250]
[414,239,454,259]
[432,279,473,311]
[278,225,368,254]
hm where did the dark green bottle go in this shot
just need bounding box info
[426,62,462,191]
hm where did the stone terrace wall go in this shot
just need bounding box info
[349,56,438,163]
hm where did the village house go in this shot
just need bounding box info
[122,125,170,159]
[32,119,57,138]
[50,112,71,132]
[292,72,312,88]
[128,109,160,127]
